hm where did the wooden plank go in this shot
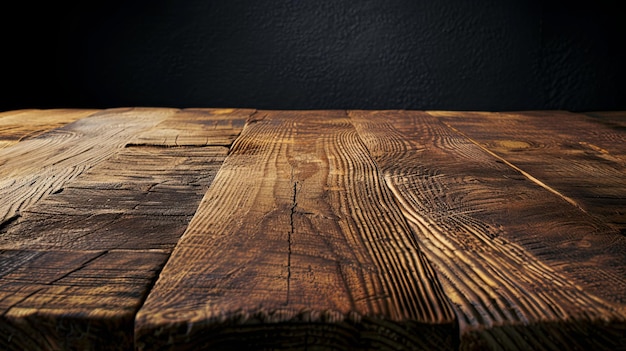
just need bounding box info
[0,249,168,351]
[0,109,99,150]
[129,108,253,147]
[0,146,228,250]
[350,110,626,350]
[583,111,626,130]
[135,110,457,350]
[0,108,178,224]
[428,110,626,232]
[0,108,253,349]
[0,106,253,249]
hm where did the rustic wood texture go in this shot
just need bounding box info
[0,249,167,350]
[0,108,624,350]
[583,111,626,130]
[135,110,457,350]
[0,108,177,225]
[428,110,626,232]
[0,109,99,150]
[129,108,250,147]
[350,110,626,350]
[0,108,253,251]
[0,108,251,350]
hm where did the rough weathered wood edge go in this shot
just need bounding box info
[0,108,258,350]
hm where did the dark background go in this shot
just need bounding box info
[2,0,625,112]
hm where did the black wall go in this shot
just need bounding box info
[3,0,625,111]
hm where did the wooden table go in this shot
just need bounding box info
[0,108,624,350]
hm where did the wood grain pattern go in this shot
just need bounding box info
[0,108,252,350]
[350,110,626,350]
[129,108,253,147]
[0,146,227,250]
[583,111,626,130]
[135,110,457,350]
[429,110,626,232]
[0,108,623,350]
[0,249,167,350]
[0,109,98,150]
[0,107,254,250]
[0,108,177,225]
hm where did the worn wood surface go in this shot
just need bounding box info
[429,110,626,232]
[0,108,251,350]
[135,110,457,350]
[0,108,624,350]
[0,109,99,150]
[351,110,626,350]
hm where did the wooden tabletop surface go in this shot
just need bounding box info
[0,108,624,350]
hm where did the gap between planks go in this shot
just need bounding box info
[0,108,255,350]
[1,108,624,350]
[134,109,625,350]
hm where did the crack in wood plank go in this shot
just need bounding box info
[135,110,456,350]
[0,108,623,350]
[0,108,178,224]
[286,171,298,306]
[0,108,253,350]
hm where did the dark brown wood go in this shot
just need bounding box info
[135,110,457,350]
[0,108,253,350]
[0,146,227,250]
[0,108,253,251]
[429,110,626,232]
[583,111,626,131]
[350,110,626,350]
[0,108,624,350]
[0,249,167,350]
